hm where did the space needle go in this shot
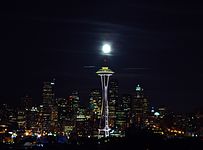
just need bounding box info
[96,43,114,138]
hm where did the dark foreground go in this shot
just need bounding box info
[1,128,203,150]
[0,137,203,150]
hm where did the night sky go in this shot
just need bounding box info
[0,1,203,112]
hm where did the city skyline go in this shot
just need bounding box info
[1,80,201,146]
[0,78,200,113]
[1,1,203,113]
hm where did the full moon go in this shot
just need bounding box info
[102,44,111,54]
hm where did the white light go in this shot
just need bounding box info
[110,130,114,133]
[8,132,13,134]
[154,112,160,116]
[102,44,111,54]
[37,134,41,138]
[48,132,52,136]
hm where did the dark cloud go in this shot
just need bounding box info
[0,1,203,112]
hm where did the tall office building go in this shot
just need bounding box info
[29,107,39,133]
[63,93,80,136]
[42,81,55,105]
[41,80,55,132]
[115,106,126,137]
[50,104,58,132]
[114,94,132,137]
[71,91,80,114]
[89,89,102,137]
[17,110,26,130]
[68,91,80,115]
[37,105,44,133]
[131,84,149,126]
[108,79,119,128]
[75,106,90,138]
[89,89,102,117]
[20,95,33,130]
[121,94,132,127]
[57,98,69,132]
[67,91,80,127]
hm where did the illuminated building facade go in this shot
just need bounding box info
[42,81,55,105]
[20,95,33,130]
[115,107,126,136]
[57,98,68,132]
[131,84,149,126]
[89,89,102,137]
[50,105,58,132]
[89,89,102,117]
[17,110,26,129]
[70,91,80,114]
[61,90,81,136]
[115,94,132,133]
[42,80,55,132]
[29,107,39,132]
[122,94,132,127]
[108,79,118,128]
[68,91,80,122]
[75,107,91,137]
[174,113,198,136]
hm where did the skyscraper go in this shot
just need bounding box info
[131,84,149,126]
[89,89,102,137]
[41,80,55,132]
[68,91,80,121]
[67,91,80,126]
[113,94,132,137]
[29,106,39,133]
[17,110,26,130]
[42,81,55,105]
[64,92,80,137]
[108,79,119,128]
[20,95,33,130]
[89,89,102,116]
[57,98,68,132]
[75,106,90,138]
[70,91,80,114]
[122,94,132,125]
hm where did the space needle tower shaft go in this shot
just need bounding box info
[96,67,114,137]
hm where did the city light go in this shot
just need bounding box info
[0,80,201,146]
[154,112,160,116]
